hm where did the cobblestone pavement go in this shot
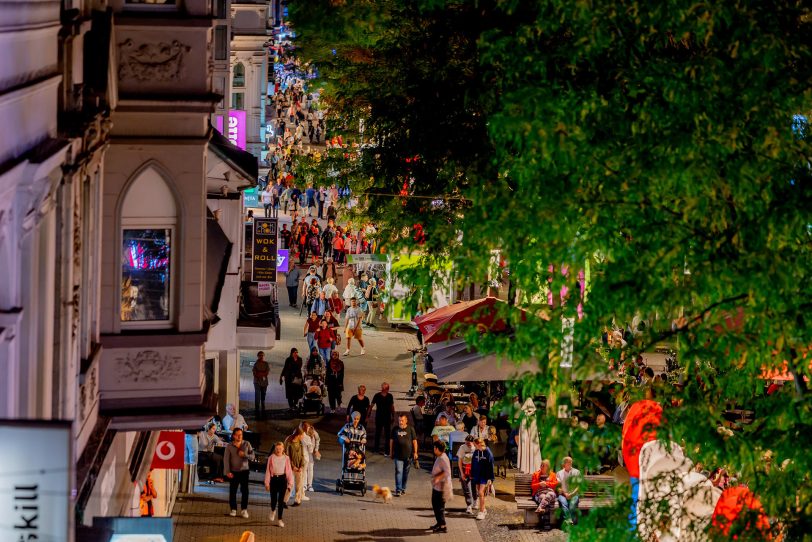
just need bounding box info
[173,279,567,541]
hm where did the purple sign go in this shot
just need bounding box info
[276,249,290,273]
[216,110,247,150]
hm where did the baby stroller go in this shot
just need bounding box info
[336,441,366,496]
[297,375,325,415]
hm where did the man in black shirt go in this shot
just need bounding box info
[368,382,395,454]
[390,414,418,496]
[346,385,370,427]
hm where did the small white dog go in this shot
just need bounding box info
[372,484,393,504]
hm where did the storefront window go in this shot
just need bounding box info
[121,229,172,322]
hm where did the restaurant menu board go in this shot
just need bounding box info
[252,218,277,282]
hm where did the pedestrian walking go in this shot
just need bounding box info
[390,414,418,496]
[368,382,395,454]
[428,440,452,534]
[325,352,345,414]
[300,421,321,491]
[285,428,309,505]
[264,442,293,527]
[310,291,329,317]
[346,385,370,427]
[252,351,270,418]
[285,265,301,307]
[314,319,337,362]
[280,348,304,410]
[471,437,495,520]
[322,276,338,300]
[303,311,320,352]
[261,186,273,217]
[342,297,365,356]
[341,278,356,308]
[224,428,256,518]
[458,435,477,514]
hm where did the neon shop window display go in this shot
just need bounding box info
[121,229,172,322]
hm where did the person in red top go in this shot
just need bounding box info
[333,232,345,264]
[313,319,336,363]
[531,460,558,530]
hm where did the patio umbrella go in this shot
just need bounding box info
[427,338,538,382]
[636,440,692,542]
[414,297,523,344]
[517,398,541,474]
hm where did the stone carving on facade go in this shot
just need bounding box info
[118,39,191,83]
[79,384,87,420]
[115,350,183,383]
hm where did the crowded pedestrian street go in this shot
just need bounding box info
[2,1,807,541]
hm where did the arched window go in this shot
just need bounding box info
[120,166,178,327]
[233,63,245,88]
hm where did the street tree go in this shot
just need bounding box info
[290,1,812,538]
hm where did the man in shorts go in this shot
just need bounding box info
[343,297,365,356]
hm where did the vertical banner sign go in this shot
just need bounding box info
[151,431,185,470]
[215,110,248,150]
[0,421,71,542]
[252,218,277,282]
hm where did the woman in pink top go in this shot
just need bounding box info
[264,442,294,527]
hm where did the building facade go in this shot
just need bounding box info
[231,0,271,160]
[0,0,263,539]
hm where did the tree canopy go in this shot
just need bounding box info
[289,0,812,538]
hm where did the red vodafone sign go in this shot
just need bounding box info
[151,431,184,469]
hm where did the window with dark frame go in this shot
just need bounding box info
[121,229,172,322]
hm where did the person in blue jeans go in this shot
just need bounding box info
[556,456,582,525]
[390,414,419,496]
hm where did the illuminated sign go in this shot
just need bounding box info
[216,110,247,150]
[252,218,277,282]
[0,421,71,542]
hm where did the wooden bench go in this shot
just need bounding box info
[514,473,615,525]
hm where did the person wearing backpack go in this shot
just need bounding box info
[307,226,321,263]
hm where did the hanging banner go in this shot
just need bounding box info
[215,110,247,150]
[151,431,184,470]
[252,218,278,282]
[0,421,71,542]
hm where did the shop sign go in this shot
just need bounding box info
[243,187,258,208]
[257,282,273,297]
[150,431,184,470]
[252,218,277,282]
[216,110,247,150]
[276,248,289,273]
[0,421,71,542]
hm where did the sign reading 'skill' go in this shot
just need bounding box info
[252,218,277,282]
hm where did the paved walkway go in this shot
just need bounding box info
[173,273,565,541]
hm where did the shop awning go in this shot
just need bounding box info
[209,127,258,184]
[414,296,525,344]
[428,338,538,382]
[205,208,233,322]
